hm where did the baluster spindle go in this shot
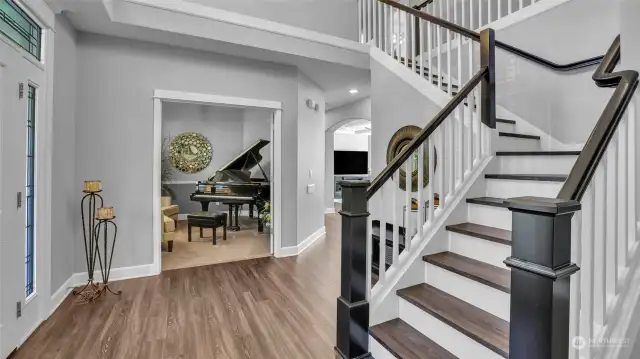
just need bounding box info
[437,23,442,89]
[373,0,378,47]
[378,186,386,284]
[405,12,409,68]
[458,105,464,183]
[366,210,372,296]
[580,184,595,359]
[369,0,373,43]
[498,0,502,20]
[405,160,412,251]
[470,0,475,29]
[628,105,637,251]
[428,138,435,221]
[617,124,627,271]
[519,0,523,11]
[397,7,402,63]
[605,146,618,294]
[358,0,363,42]
[411,15,416,70]
[420,19,424,79]
[488,0,492,23]
[569,210,582,359]
[593,166,606,329]
[418,143,425,236]
[385,4,391,55]
[508,0,513,14]
[427,21,433,85]
[479,0,483,27]
[392,177,399,267]
[437,127,445,209]
[467,93,474,169]
[447,116,455,198]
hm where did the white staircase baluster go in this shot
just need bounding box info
[369,0,373,43]
[411,15,416,71]
[617,122,628,273]
[428,138,435,223]
[386,4,391,55]
[458,105,464,184]
[606,145,618,295]
[488,0,492,24]
[378,186,386,284]
[569,209,582,359]
[418,142,425,237]
[467,92,474,169]
[479,0,483,28]
[593,165,606,330]
[447,0,452,96]
[628,104,637,251]
[392,176,399,267]
[498,0,502,20]
[508,0,513,14]
[437,10,442,89]
[398,8,402,64]
[405,159,412,251]
[447,116,455,199]
[470,0,475,30]
[405,12,410,68]
[373,0,378,47]
[519,0,524,12]
[427,20,433,85]
[420,19,424,79]
[437,127,445,210]
[580,183,595,359]
[358,0,363,43]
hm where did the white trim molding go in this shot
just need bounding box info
[153,90,283,273]
[278,226,326,258]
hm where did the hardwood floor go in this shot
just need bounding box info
[13,212,342,359]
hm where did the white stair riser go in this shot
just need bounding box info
[449,232,511,269]
[425,263,511,321]
[370,337,397,359]
[497,136,540,151]
[468,204,512,231]
[497,155,577,175]
[496,122,515,133]
[486,179,563,198]
[399,298,505,359]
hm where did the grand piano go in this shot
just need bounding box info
[190,139,270,232]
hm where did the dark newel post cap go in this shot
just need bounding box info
[338,180,370,188]
[506,196,581,215]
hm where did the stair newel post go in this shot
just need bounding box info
[336,180,372,359]
[505,197,581,359]
[480,28,496,130]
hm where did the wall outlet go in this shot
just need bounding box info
[16,301,21,318]
[307,184,315,194]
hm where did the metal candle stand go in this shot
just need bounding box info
[93,216,122,298]
[73,190,104,302]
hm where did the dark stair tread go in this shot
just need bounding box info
[397,284,509,358]
[485,173,568,182]
[498,132,540,140]
[466,197,508,208]
[423,252,511,293]
[496,150,581,156]
[496,118,516,124]
[446,222,511,246]
[370,319,458,359]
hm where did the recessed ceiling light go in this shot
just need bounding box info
[349,89,359,94]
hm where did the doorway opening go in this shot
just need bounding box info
[153,91,282,273]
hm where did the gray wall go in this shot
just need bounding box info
[185,0,358,40]
[493,0,621,145]
[296,72,326,240]
[242,108,272,179]
[51,14,77,294]
[75,33,301,270]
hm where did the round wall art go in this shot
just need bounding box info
[386,125,437,192]
[169,132,213,174]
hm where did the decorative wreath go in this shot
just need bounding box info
[169,132,213,174]
[386,125,437,192]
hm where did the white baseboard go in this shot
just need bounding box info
[69,263,156,287]
[49,275,75,316]
[277,226,326,258]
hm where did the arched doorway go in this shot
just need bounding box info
[325,118,371,212]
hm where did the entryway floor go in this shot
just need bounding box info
[162,217,270,271]
[13,212,340,359]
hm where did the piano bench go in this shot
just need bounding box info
[187,212,228,245]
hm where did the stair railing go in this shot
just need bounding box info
[505,36,639,359]
[337,2,497,358]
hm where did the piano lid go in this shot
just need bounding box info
[206,139,270,181]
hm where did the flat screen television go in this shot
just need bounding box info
[334,151,368,175]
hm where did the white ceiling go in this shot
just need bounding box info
[58,0,370,109]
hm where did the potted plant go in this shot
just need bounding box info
[259,201,271,234]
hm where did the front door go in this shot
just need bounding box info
[0,35,46,358]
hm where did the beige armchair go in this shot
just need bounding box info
[161,196,179,252]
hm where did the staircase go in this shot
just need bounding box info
[369,117,579,359]
[336,1,640,359]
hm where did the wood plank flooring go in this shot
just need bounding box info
[13,212,342,359]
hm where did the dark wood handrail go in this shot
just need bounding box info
[379,0,481,42]
[367,67,488,199]
[557,35,639,201]
[495,40,604,72]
